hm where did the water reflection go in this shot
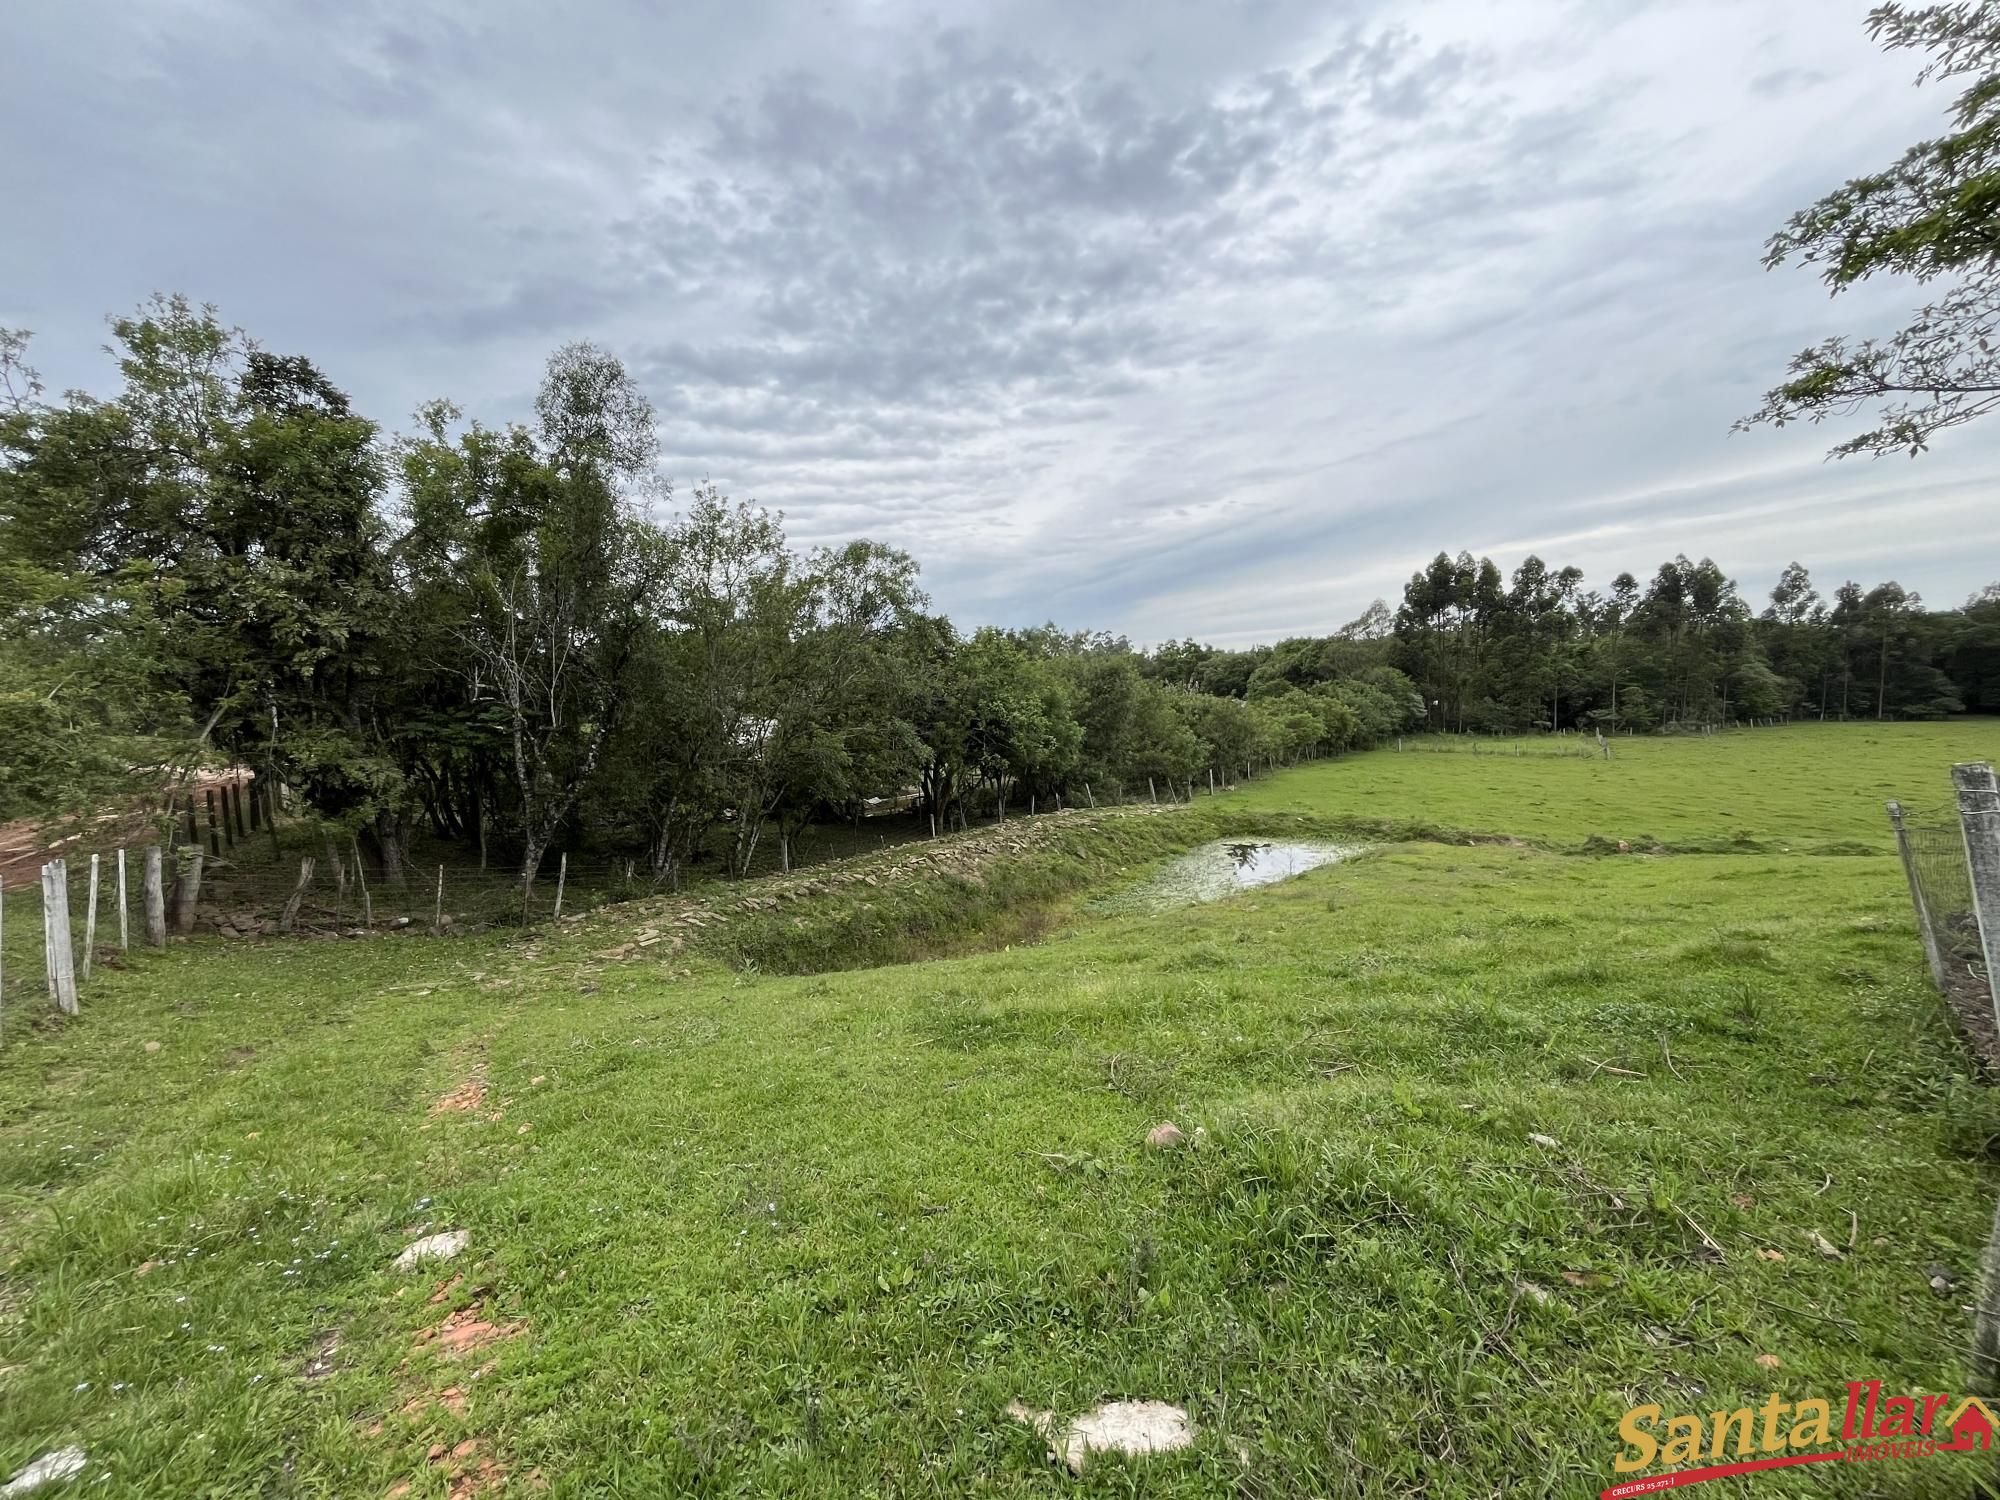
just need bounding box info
[1099,837,1364,910]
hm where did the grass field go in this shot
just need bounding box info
[2,722,1998,1497]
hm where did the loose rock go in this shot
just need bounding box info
[1008,1399,1196,1473]
[1144,1122,1186,1151]
[393,1230,470,1271]
[1,1449,86,1497]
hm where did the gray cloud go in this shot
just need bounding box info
[1,0,1989,644]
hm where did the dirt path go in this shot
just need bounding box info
[0,769,256,884]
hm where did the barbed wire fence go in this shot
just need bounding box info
[1888,762,2000,1071]
[0,766,1259,1039]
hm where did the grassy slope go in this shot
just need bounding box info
[1234,721,2000,849]
[1,723,1998,1497]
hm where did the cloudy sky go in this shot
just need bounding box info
[5,0,1991,643]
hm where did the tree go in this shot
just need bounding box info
[402,344,665,894]
[0,300,408,838]
[1741,4,2000,455]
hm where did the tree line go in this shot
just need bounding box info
[2,299,1992,889]
[1152,552,1999,736]
[0,299,1429,888]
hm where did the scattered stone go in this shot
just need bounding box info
[1806,1229,1844,1261]
[1754,1353,1782,1370]
[416,1305,521,1357]
[1,1449,86,1497]
[427,1274,465,1306]
[1008,1399,1196,1474]
[393,1230,470,1271]
[1144,1122,1186,1151]
[400,1386,468,1418]
[1513,1279,1553,1307]
[1527,1133,1559,1149]
[431,1076,487,1115]
[1927,1263,1956,1297]
[142,1041,162,1054]
[302,1330,342,1379]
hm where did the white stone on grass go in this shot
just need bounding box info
[1007,1399,1196,1473]
[1,1448,86,1496]
[392,1229,469,1271]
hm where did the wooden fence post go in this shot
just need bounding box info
[1954,763,2000,1027]
[553,853,568,920]
[1148,777,1156,804]
[117,848,128,951]
[1,876,6,1046]
[39,865,52,1005]
[232,780,247,840]
[81,853,100,982]
[1887,801,1950,991]
[278,857,315,934]
[205,788,222,856]
[44,860,78,1015]
[173,849,204,935]
[433,864,444,933]
[351,836,372,927]
[143,846,166,947]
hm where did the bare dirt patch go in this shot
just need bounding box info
[430,1075,488,1115]
[416,1305,521,1359]
[384,1437,511,1500]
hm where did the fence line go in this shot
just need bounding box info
[1888,763,2000,1074]
[0,755,1302,1031]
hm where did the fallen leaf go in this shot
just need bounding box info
[1756,1248,1786,1263]
[1807,1230,1844,1260]
[1755,1353,1781,1370]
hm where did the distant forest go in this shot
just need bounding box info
[1158,551,2000,736]
[2,299,1994,883]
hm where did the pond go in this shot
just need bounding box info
[1098,837,1365,912]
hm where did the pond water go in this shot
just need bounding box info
[1100,838,1365,912]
